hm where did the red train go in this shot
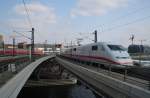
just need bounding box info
[0,49,43,56]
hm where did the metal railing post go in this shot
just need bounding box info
[124,66,128,81]
[98,64,101,71]
[2,65,4,73]
[108,64,112,75]
[148,81,150,90]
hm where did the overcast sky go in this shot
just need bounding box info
[0,0,150,47]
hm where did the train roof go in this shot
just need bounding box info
[69,42,108,49]
[65,42,125,50]
[74,42,119,48]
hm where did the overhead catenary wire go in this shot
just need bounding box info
[22,0,42,43]
[96,5,150,33]
[103,15,150,32]
[79,6,150,43]
[13,30,32,40]
[22,0,32,28]
[105,5,150,25]
[79,13,150,42]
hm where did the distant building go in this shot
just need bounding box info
[61,44,78,53]
[33,43,62,54]
[128,44,150,54]
[2,42,62,54]
[0,35,3,41]
[4,44,18,49]
[18,42,27,49]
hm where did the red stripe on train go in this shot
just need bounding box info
[63,54,120,65]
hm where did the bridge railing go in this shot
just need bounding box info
[0,55,45,86]
[106,65,150,90]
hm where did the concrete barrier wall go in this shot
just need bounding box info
[0,56,53,98]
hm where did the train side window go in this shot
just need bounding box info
[73,48,76,51]
[92,45,98,51]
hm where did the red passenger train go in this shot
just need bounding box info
[0,49,43,56]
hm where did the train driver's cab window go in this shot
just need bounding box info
[92,45,98,51]
[108,45,125,51]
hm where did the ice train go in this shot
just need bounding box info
[61,42,134,68]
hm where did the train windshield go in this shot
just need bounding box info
[108,45,126,51]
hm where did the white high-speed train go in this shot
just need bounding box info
[61,42,134,68]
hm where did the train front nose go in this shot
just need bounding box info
[118,59,134,67]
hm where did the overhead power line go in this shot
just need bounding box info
[108,5,150,25]
[22,0,32,28]
[13,30,32,40]
[97,5,150,33]
[22,0,43,41]
[103,15,150,32]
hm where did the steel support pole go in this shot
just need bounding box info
[94,30,97,43]
[2,41,5,55]
[13,38,15,56]
[31,28,34,60]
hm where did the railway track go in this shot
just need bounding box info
[60,56,150,81]
[56,56,150,91]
